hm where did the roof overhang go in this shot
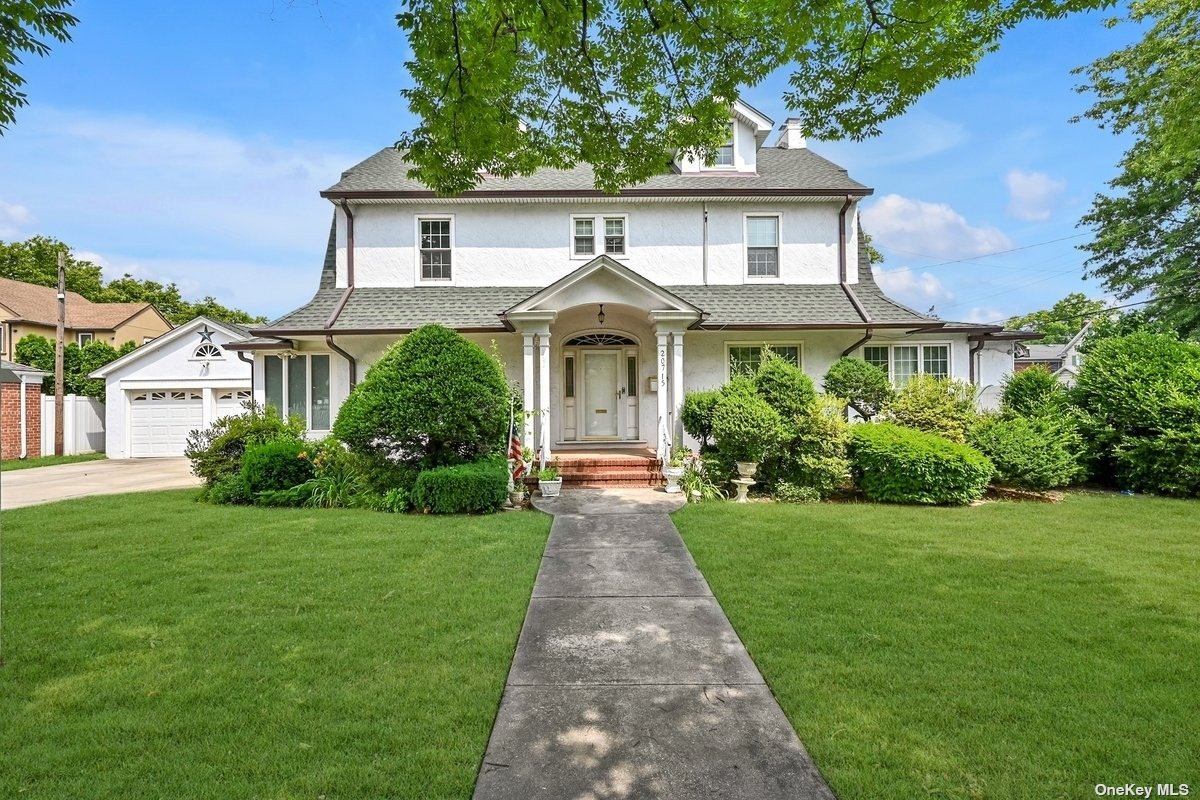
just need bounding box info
[731,99,774,146]
[321,188,874,202]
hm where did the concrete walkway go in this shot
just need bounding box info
[0,458,200,510]
[474,489,834,800]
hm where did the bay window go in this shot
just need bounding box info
[264,353,331,430]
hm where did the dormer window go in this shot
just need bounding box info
[708,125,736,168]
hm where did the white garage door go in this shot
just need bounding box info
[215,389,252,419]
[129,390,204,457]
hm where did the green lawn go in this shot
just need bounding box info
[675,493,1200,800]
[0,491,550,799]
[1,452,105,471]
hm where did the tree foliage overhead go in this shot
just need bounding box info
[0,236,265,326]
[1006,292,1110,343]
[1075,0,1200,337]
[0,0,76,131]
[396,0,1101,194]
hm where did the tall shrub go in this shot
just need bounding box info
[823,357,894,419]
[760,395,851,498]
[681,389,721,450]
[1073,333,1200,496]
[1000,366,1068,417]
[333,325,509,470]
[885,375,978,443]
[710,376,785,463]
[969,414,1085,490]
[753,350,816,419]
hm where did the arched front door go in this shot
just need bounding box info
[562,332,639,441]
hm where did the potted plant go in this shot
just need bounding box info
[537,465,563,497]
[508,484,526,508]
[662,446,687,493]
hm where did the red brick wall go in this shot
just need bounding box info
[0,382,42,460]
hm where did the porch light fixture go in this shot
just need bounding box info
[597,304,606,326]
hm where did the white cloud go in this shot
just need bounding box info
[0,200,34,237]
[813,112,967,170]
[1005,169,1067,222]
[861,194,1014,260]
[965,306,1009,325]
[872,266,954,304]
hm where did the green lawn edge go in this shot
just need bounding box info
[1,452,106,471]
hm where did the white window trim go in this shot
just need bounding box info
[743,213,783,283]
[725,340,804,381]
[414,214,456,284]
[264,353,333,433]
[569,213,630,260]
[860,341,955,385]
[704,123,738,171]
[77,331,95,345]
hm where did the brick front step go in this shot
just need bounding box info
[555,458,662,469]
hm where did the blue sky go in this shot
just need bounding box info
[0,1,1136,323]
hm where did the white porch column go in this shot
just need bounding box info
[538,332,552,461]
[521,332,535,448]
[655,331,670,460]
[671,331,685,444]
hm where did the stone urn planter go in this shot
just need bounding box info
[735,461,759,479]
[508,488,526,508]
[538,467,562,498]
[662,465,685,494]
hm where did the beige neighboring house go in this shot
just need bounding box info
[0,276,173,360]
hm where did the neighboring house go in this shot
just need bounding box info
[228,101,1031,458]
[0,276,173,360]
[1014,321,1092,386]
[0,359,48,460]
[88,316,252,458]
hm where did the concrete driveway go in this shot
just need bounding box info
[0,458,200,510]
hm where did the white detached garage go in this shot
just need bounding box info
[90,316,253,459]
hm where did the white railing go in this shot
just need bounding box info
[41,395,106,455]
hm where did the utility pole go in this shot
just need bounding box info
[55,251,65,457]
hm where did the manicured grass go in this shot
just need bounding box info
[0,491,550,799]
[1,452,105,471]
[675,494,1200,799]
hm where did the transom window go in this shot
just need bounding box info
[419,217,452,281]
[746,216,779,278]
[265,354,331,430]
[571,215,627,257]
[564,333,637,347]
[862,343,950,386]
[193,343,223,360]
[727,343,801,378]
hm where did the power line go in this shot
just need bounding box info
[938,266,1086,312]
[877,233,1090,276]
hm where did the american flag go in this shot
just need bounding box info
[509,429,525,480]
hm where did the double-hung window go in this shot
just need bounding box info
[862,343,950,386]
[727,343,801,378]
[708,124,735,167]
[418,217,452,281]
[746,215,779,278]
[264,353,331,430]
[571,215,627,258]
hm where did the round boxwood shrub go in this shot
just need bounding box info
[850,422,993,505]
[884,374,978,443]
[411,457,508,514]
[823,357,894,419]
[333,325,510,470]
[681,389,721,450]
[753,350,816,419]
[969,414,1084,490]
[241,438,315,495]
[711,377,785,463]
[1000,366,1068,417]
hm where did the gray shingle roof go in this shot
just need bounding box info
[323,147,869,197]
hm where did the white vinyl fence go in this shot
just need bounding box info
[41,395,105,455]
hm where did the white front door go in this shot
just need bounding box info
[583,351,619,437]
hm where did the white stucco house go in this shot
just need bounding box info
[90,316,252,458]
[227,101,1030,459]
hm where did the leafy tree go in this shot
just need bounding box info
[823,357,894,419]
[862,230,885,266]
[1007,292,1109,343]
[12,333,129,398]
[0,235,264,325]
[396,0,1103,193]
[1074,0,1200,337]
[0,0,77,131]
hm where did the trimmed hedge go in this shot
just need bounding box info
[241,439,315,494]
[850,422,993,505]
[754,350,816,418]
[711,377,785,463]
[969,414,1084,490]
[411,458,508,514]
